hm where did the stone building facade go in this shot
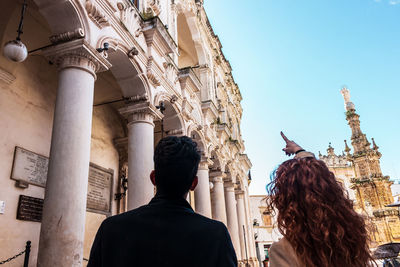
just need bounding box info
[0,0,258,266]
[319,88,400,247]
[250,195,282,267]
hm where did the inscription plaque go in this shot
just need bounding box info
[86,163,113,214]
[17,195,43,222]
[11,147,114,215]
[11,147,48,187]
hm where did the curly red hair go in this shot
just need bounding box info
[268,158,374,267]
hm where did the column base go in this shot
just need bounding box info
[239,260,252,267]
[250,257,259,266]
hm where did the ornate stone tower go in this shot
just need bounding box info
[340,87,400,245]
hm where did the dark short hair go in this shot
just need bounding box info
[154,136,201,197]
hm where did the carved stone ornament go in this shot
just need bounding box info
[147,0,161,16]
[86,0,110,28]
[127,47,139,58]
[170,95,178,104]
[119,102,163,127]
[117,1,142,37]
[125,93,149,104]
[166,129,183,136]
[49,28,85,45]
[182,98,194,121]
[42,39,112,79]
[147,57,161,86]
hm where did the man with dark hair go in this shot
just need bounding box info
[88,136,237,267]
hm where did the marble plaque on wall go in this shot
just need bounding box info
[17,195,43,222]
[11,147,48,187]
[86,163,113,215]
[11,146,113,215]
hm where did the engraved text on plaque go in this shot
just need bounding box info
[86,163,113,214]
[11,147,48,187]
[17,195,43,222]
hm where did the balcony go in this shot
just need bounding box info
[178,67,202,93]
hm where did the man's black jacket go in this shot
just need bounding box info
[87,195,238,267]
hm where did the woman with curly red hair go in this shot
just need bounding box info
[267,132,374,267]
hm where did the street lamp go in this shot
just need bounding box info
[3,0,28,62]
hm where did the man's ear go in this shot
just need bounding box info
[150,170,156,186]
[190,176,198,191]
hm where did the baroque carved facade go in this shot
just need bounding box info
[0,0,258,266]
[320,88,400,247]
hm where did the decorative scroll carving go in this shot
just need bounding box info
[166,129,183,136]
[86,0,110,28]
[182,98,194,121]
[170,95,178,104]
[147,0,161,16]
[125,93,149,104]
[147,57,160,86]
[0,67,16,84]
[117,2,142,37]
[49,28,85,44]
[127,47,139,58]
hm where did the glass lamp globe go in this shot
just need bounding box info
[3,40,28,62]
[209,182,214,190]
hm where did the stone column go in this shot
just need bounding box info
[244,186,258,265]
[119,102,162,210]
[224,182,242,261]
[210,171,227,225]
[194,159,212,217]
[38,41,110,267]
[236,190,248,264]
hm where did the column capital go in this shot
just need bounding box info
[198,157,213,170]
[209,170,226,178]
[119,101,163,127]
[235,190,245,198]
[210,176,224,184]
[224,182,235,191]
[42,39,111,79]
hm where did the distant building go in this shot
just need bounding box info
[319,87,400,247]
[250,195,282,267]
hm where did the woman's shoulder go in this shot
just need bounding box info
[269,238,301,267]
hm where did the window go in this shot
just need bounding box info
[262,210,272,226]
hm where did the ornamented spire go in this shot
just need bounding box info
[340,87,368,154]
[327,142,335,156]
[372,138,379,151]
[344,139,351,154]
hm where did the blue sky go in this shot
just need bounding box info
[204,0,400,195]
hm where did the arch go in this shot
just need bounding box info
[224,163,235,184]
[101,38,150,100]
[154,92,185,136]
[187,126,207,156]
[32,0,90,41]
[175,3,207,68]
[209,150,223,173]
